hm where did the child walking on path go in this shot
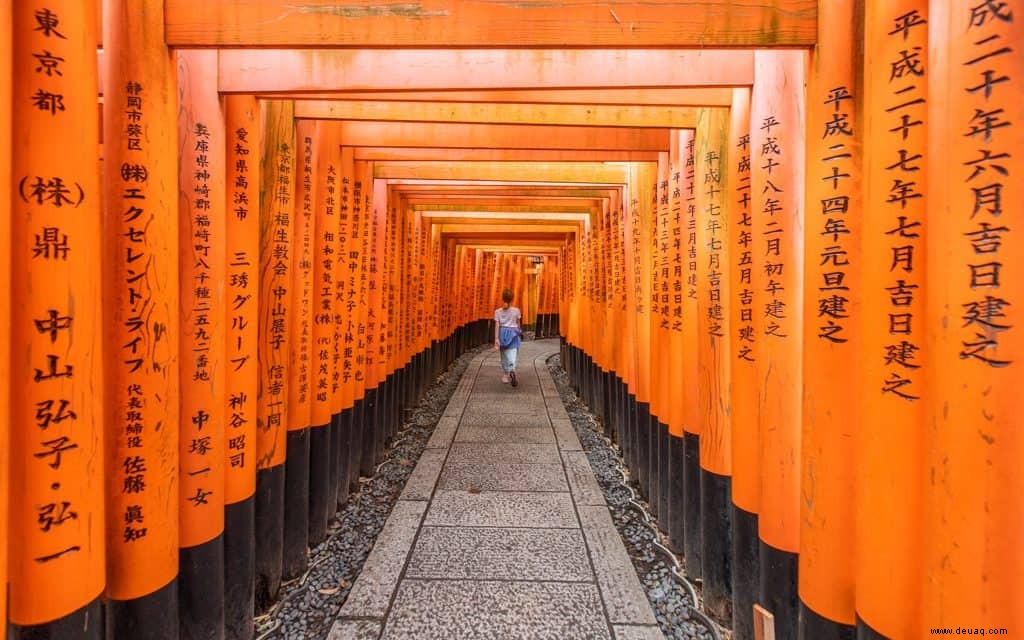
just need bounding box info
[494,288,523,387]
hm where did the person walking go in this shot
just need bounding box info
[494,287,523,387]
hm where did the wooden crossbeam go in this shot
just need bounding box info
[166,0,816,47]
[217,50,754,93]
[265,88,736,106]
[355,148,660,162]
[328,121,668,150]
[373,161,634,182]
[296,100,700,128]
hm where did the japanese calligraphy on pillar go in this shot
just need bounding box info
[815,86,857,344]
[225,95,258,500]
[315,153,338,410]
[12,4,105,619]
[955,2,1015,368]
[880,8,928,400]
[657,159,671,330]
[177,48,226,545]
[734,128,755,361]
[758,114,792,340]
[257,101,294,470]
[291,130,315,420]
[703,124,727,339]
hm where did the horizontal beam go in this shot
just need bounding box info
[355,147,660,162]
[437,224,580,233]
[373,161,633,182]
[265,88,736,106]
[218,50,753,93]
[166,0,816,47]
[327,121,668,150]
[296,100,700,128]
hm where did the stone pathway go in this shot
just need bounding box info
[328,339,661,640]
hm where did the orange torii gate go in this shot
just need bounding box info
[4,1,1023,640]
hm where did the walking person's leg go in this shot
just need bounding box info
[499,347,511,383]
[507,347,518,387]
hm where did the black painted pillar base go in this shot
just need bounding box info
[224,496,255,640]
[856,617,889,640]
[360,388,378,477]
[254,464,285,611]
[348,399,364,492]
[647,414,662,521]
[759,540,799,640]
[328,411,343,516]
[308,422,332,546]
[603,371,615,438]
[799,601,856,640]
[683,432,703,581]
[668,434,686,553]
[336,408,353,506]
[701,469,733,621]
[731,504,760,640]
[11,597,104,640]
[657,420,670,527]
[283,428,310,580]
[106,579,178,640]
[627,394,639,486]
[179,535,225,640]
[635,401,651,495]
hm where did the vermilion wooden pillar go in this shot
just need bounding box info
[223,93,259,640]
[649,151,670,520]
[255,99,295,610]
[630,163,655,506]
[858,2,928,637]
[102,1,180,635]
[667,131,689,555]
[751,49,806,640]
[696,107,733,620]
[726,87,759,640]
[924,3,1022,635]
[283,119,316,581]
[681,135,702,581]
[359,160,382,477]
[311,125,341,540]
[176,49,227,640]
[10,3,105,637]
[0,5,11,638]
[800,1,862,638]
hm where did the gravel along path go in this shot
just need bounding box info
[256,347,484,640]
[547,354,728,640]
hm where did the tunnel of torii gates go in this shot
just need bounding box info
[0,0,1021,639]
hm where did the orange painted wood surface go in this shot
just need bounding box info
[256,100,295,470]
[312,125,341,427]
[320,121,669,151]
[287,120,317,432]
[681,134,700,437]
[751,49,806,555]
[373,161,630,183]
[856,1,928,635]
[10,0,106,624]
[696,107,732,476]
[924,2,1023,634]
[354,148,661,163]
[666,133,685,436]
[279,88,736,107]
[168,1,816,47]
[799,0,861,626]
[0,3,10,636]
[728,88,758,514]
[218,50,754,94]
[224,94,260,503]
[296,100,702,129]
[101,0,180,601]
[177,49,227,547]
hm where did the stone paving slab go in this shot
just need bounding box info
[463,398,548,414]
[327,619,383,640]
[405,526,592,581]
[563,450,607,506]
[578,505,659,626]
[425,416,459,449]
[381,579,612,640]
[551,417,583,450]
[454,425,557,444]
[437,460,569,492]
[612,624,666,640]
[338,500,428,619]
[446,442,562,465]
[457,411,553,428]
[399,448,447,501]
[424,490,579,529]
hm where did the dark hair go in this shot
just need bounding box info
[502,288,514,303]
